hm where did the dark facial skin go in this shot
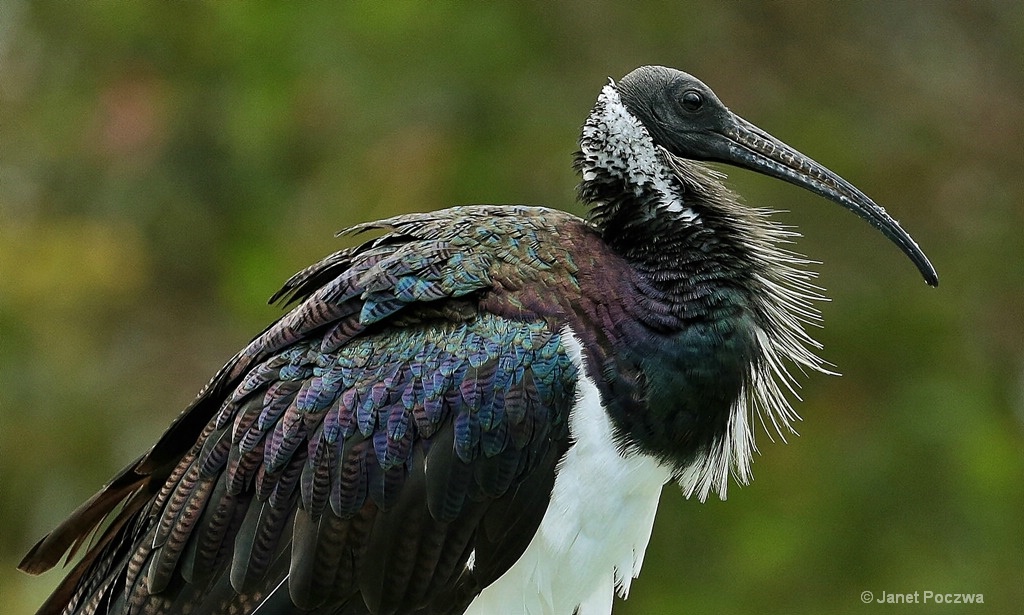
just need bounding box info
[615,65,937,286]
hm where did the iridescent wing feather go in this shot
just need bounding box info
[21,206,584,615]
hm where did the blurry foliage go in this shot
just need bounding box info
[1,1,1022,613]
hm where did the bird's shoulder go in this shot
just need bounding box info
[146,205,596,471]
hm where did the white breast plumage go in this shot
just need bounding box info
[465,327,672,615]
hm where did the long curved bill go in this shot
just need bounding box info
[721,114,938,287]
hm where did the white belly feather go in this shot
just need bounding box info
[465,327,672,615]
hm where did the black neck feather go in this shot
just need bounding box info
[575,153,759,330]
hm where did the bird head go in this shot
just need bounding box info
[612,65,937,286]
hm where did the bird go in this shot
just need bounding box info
[20,65,937,615]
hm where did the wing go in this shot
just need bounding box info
[20,205,585,615]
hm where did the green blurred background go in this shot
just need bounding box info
[2,1,1021,613]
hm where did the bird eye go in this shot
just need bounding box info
[680,90,704,112]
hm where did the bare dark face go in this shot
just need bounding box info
[615,66,937,287]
